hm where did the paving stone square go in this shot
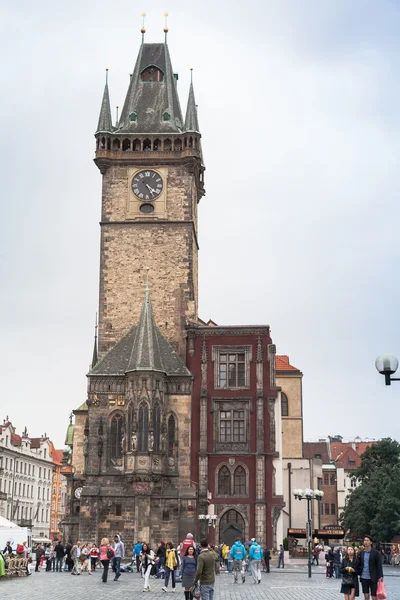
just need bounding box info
[2,565,400,600]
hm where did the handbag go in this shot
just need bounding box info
[342,573,354,586]
[377,580,387,600]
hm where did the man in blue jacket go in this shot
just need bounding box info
[229,538,247,584]
[248,538,263,584]
[134,541,143,573]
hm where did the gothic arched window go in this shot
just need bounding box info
[153,404,161,452]
[110,414,123,460]
[233,466,246,496]
[218,466,231,495]
[167,415,175,455]
[138,404,149,452]
[141,66,164,82]
[281,392,289,417]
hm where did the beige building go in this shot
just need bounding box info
[278,357,323,536]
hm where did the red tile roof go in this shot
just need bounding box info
[330,441,376,462]
[11,433,21,446]
[29,438,41,449]
[276,355,300,372]
[303,441,330,463]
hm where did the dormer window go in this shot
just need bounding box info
[163,111,171,121]
[141,66,164,82]
[129,112,137,122]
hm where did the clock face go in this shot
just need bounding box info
[132,170,163,201]
[74,487,82,499]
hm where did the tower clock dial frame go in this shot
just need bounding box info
[127,167,168,219]
[131,169,164,201]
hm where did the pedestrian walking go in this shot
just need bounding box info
[340,546,361,600]
[99,537,115,583]
[134,541,143,572]
[248,538,263,584]
[263,547,270,573]
[210,545,220,575]
[180,533,196,557]
[229,538,247,583]
[80,543,91,574]
[277,544,285,569]
[181,545,197,600]
[55,540,65,572]
[334,547,342,578]
[221,543,229,571]
[70,541,82,575]
[140,543,155,592]
[157,541,166,574]
[113,534,125,581]
[90,543,99,571]
[35,544,45,572]
[326,546,334,578]
[194,539,216,600]
[359,535,384,600]
[163,541,178,591]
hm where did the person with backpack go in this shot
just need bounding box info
[99,537,115,583]
[229,538,247,584]
[248,538,263,584]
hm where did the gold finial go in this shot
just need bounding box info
[164,12,169,36]
[105,68,109,84]
[141,12,146,39]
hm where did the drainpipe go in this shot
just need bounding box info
[287,462,292,528]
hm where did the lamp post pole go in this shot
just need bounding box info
[293,488,324,579]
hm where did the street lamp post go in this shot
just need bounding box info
[293,488,324,579]
[375,354,400,385]
[198,513,217,529]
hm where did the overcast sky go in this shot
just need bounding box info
[1,0,400,448]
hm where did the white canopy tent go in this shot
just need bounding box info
[0,515,21,529]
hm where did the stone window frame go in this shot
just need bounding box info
[212,345,252,390]
[108,409,124,467]
[215,461,250,498]
[281,392,289,417]
[212,398,252,454]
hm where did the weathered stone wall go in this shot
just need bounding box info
[97,163,199,359]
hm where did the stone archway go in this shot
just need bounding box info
[219,509,245,547]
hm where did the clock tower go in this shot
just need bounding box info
[95,37,205,359]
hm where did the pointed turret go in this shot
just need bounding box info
[91,314,98,368]
[96,69,113,133]
[184,70,200,133]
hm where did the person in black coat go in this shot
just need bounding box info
[340,546,361,600]
[263,547,270,573]
[359,536,383,600]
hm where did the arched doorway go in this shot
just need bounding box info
[219,509,245,547]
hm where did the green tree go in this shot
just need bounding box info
[342,439,400,541]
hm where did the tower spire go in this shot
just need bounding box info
[164,12,169,43]
[141,12,146,44]
[96,69,112,133]
[184,69,200,133]
[91,313,98,368]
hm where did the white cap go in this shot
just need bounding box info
[251,538,256,542]
[187,533,194,539]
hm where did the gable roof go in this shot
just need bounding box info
[330,441,376,463]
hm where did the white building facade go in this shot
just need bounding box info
[0,419,54,539]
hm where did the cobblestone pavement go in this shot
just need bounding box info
[2,566,400,600]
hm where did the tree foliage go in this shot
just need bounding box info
[342,438,400,541]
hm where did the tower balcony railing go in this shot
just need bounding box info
[95,133,202,158]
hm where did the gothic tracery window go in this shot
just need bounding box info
[218,466,231,495]
[153,403,161,452]
[141,66,164,82]
[233,466,246,495]
[110,414,123,460]
[138,404,149,452]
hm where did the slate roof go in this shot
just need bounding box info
[96,77,113,133]
[118,42,184,134]
[184,78,200,133]
[89,285,190,378]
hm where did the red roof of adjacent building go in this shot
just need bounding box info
[330,441,375,462]
[11,433,21,446]
[29,438,42,449]
[303,441,330,463]
[276,355,300,372]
